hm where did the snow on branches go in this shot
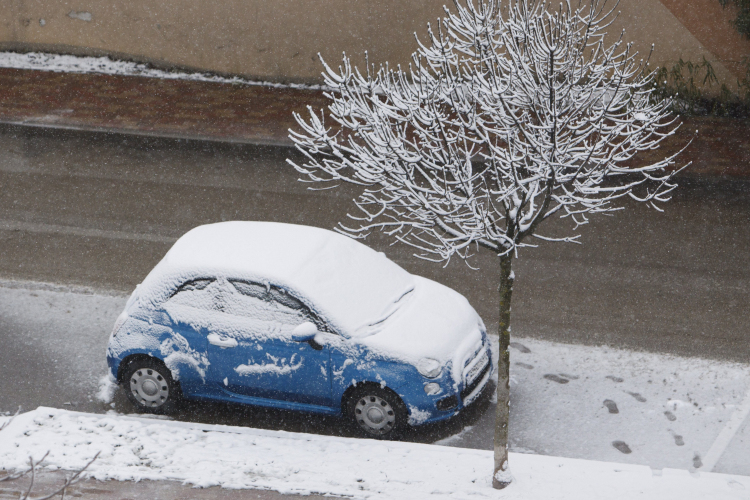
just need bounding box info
[289,0,687,265]
[0,411,99,499]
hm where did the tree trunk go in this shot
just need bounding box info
[492,253,513,489]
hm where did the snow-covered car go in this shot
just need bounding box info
[106,221,493,438]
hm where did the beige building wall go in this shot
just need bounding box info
[0,1,450,84]
[610,0,750,91]
[1,0,748,86]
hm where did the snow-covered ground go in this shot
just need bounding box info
[0,280,748,497]
[0,51,325,89]
[488,337,750,475]
[0,407,747,500]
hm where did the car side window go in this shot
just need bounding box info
[167,278,221,311]
[228,279,328,332]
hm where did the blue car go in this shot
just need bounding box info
[107,221,493,439]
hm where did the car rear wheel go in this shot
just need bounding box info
[123,358,180,414]
[345,385,407,440]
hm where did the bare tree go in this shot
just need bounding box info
[0,411,99,499]
[289,0,686,488]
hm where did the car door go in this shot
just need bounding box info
[158,277,223,397]
[206,279,333,407]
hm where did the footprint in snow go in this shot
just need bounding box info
[515,362,534,369]
[664,410,677,421]
[543,374,569,384]
[672,433,684,446]
[605,375,624,383]
[510,342,531,353]
[693,453,703,469]
[625,391,647,403]
[612,441,632,454]
[603,400,619,414]
[727,479,745,490]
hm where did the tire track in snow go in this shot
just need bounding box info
[701,379,750,471]
[0,219,177,244]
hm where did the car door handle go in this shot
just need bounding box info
[207,333,238,348]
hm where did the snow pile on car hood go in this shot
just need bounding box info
[135,222,414,335]
[358,276,483,380]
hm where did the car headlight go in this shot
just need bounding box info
[424,382,442,396]
[417,358,442,379]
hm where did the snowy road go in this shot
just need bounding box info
[0,124,748,477]
[0,282,747,476]
[0,125,749,363]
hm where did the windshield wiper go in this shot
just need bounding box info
[393,286,414,304]
[354,286,415,335]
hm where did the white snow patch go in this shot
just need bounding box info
[0,51,327,90]
[434,425,475,446]
[235,354,302,376]
[408,405,431,426]
[333,358,354,384]
[500,336,750,475]
[494,468,515,485]
[68,11,92,22]
[0,407,747,499]
[666,399,692,411]
[159,333,209,381]
[206,332,238,348]
[95,374,117,404]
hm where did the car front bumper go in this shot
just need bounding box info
[405,346,494,426]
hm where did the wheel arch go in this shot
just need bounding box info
[340,381,406,412]
[116,353,168,384]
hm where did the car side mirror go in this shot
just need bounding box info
[291,321,319,342]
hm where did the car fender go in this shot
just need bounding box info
[107,315,210,389]
[329,348,416,413]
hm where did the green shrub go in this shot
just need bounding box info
[719,0,750,38]
[653,57,750,117]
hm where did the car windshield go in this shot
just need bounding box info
[351,285,415,337]
[289,244,415,336]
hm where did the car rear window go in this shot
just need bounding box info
[172,278,215,295]
[167,278,220,311]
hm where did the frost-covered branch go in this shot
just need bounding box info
[289,0,686,265]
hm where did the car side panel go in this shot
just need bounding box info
[107,311,491,427]
[107,314,213,398]
[325,336,493,426]
[327,337,437,419]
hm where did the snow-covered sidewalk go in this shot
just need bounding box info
[1,281,749,476]
[492,338,750,475]
[0,51,323,90]
[0,407,747,499]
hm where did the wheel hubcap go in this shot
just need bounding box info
[355,395,396,435]
[130,368,169,408]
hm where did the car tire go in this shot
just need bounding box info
[345,385,408,440]
[123,358,181,415]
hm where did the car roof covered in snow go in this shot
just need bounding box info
[137,221,414,334]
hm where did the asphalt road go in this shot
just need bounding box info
[0,124,748,362]
[0,123,748,457]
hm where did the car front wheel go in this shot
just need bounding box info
[345,385,408,440]
[123,359,180,414]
